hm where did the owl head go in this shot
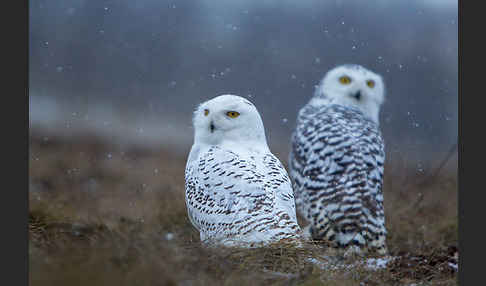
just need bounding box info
[312,64,385,124]
[192,94,268,148]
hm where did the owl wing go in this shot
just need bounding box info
[288,106,323,217]
[184,146,275,240]
[295,104,385,227]
[261,153,298,223]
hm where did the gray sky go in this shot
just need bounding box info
[29,0,457,170]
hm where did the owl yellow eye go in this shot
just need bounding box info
[204,109,209,116]
[367,80,375,88]
[339,76,352,85]
[226,111,240,118]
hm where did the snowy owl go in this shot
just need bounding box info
[288,64,387,255]
[185,94,302,247]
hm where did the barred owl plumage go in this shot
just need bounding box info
[288,65,388,255]
[185,94,302,247]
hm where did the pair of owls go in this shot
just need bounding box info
[184,65,387,255]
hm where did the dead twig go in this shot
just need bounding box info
[418,143,457,188]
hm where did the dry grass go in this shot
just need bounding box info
[29,131,458,286]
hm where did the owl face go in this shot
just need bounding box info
[193,94,267,146]
[313,65,385,123]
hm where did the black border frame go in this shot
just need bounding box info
[10,0,29,285]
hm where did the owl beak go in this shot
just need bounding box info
[210,121,215,133]
[353,91,362,100]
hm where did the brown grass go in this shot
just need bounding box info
[29,131,458,286]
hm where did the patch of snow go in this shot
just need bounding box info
[365,257,392,270]
[166,233,174,241]
[448,262,458,271]
[307,256,397,271]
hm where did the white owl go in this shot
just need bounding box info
[288,64,387,255]
[185,94,302,247]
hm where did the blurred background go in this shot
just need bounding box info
[29,0,458,173]
[29,2,458,284]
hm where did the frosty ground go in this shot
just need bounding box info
[29,131,458,286]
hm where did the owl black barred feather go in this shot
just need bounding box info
[185,94,302,247]
[288,65,388,255]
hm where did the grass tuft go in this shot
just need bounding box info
[29,133,458,285]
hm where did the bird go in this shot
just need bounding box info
[288,64,387,255]
[184,94,302,247]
